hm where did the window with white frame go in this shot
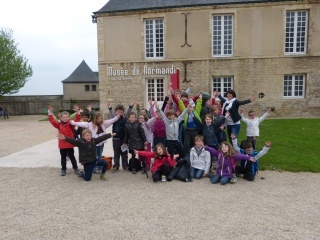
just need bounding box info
[145,19,164,59]
[283,74,305,98]
[212,15,233,56]
[146,79,164,108]
[212,77,233,97]
[285,11,308,54]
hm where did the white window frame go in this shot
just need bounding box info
[283,74,305,99]
[146,78,165,109]
[144,18,164,59]
[212,77,234,98]
[212,14,233,57]
[285,10,308,54]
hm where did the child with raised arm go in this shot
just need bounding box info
[240,108,271,149]
[189,135,211,179]
[155,101,190,158]
[71,111,119,173]
[58,129,116,181]
[231,133,271,181]
[138,113,156,173]
[48,105,80,176]
[205,141,256,185]
[135,143,175,182]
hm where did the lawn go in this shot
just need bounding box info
[237,119,320,173]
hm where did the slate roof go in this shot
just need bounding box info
[94,0,297,14]
[61,60,99,83]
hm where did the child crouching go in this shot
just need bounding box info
[135,143,175,182]
[58,129,116,181]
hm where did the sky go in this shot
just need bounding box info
[0,0,109,95]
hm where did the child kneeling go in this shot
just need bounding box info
[135,143,175,182]
[58,129,116,181]
[189,135,211,179]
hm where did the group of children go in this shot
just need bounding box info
[48,83,272,185]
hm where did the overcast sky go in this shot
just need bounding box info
[0,0,108,95]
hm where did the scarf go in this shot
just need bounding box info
[222,98,236,114]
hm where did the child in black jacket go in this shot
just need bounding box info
[58,129,116,181]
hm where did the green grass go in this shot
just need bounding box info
[237,119,320,173]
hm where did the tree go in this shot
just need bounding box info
[0,28,33,96]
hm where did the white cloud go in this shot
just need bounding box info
[0,0,108,95]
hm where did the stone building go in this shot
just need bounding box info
[61,60,100,108]
[93,0,320,117]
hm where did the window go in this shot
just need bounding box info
[213,15,233,56]
[212,77,233,97]
[146,79,164,108]
[145,19,164,59]
[285,11,308,54]
[85,85,90,91]
[283,74,305,98]
[91,85,96,91]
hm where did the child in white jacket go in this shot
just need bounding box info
[189,135,211,179]
[240,108,271,149]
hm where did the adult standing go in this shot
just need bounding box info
[218,90,256,143]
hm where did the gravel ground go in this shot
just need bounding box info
[0,116,319,240]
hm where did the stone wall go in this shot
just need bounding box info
[0,95,100,116]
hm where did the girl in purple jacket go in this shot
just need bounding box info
[205,141,255,185]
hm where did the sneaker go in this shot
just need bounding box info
[161,175,166,182]
[78,170,84,178]
[100,173,108,181]
[74,169,80,175]
[230,174,238,183]
[60,170,66,176]
[132,168,137,174]
[111,166,119,173]
[141,168,146,174]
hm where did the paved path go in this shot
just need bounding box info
[0,138,114,168]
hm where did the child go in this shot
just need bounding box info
[178,96,202,152]
[189,135,211,179]
[138,113,156,173]
[135,143,175,182]
[48,106,80,176]
[231,133,271,181]
[155,101,190,158]
[71,111,119,173]
[151,109,167,148]
[123,112,147,174]
[240,108,271,149]
[205,142,255,185]
[74,111,91,139]
[108,102,132,172]
[211,105,227,144]
[58,129,116,181]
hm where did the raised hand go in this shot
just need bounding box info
[107,101,111,108]
[48,105,53,115]
[240,109,244,114]
[267,107,271,113]
[225,111,230,118]
[265,141,272,147]
[87,104,92,111]
[250,96,256,102]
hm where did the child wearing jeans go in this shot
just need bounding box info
[58,129,116,181]
[48,106,80,176]
[189,135,211,179]
[135,143,175,182]
[155,101,190,158]
[205,141,256,185]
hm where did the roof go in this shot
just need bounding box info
[94,0,298,14]
[61,60,99,83]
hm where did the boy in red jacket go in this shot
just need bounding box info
[48,105,80,176]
